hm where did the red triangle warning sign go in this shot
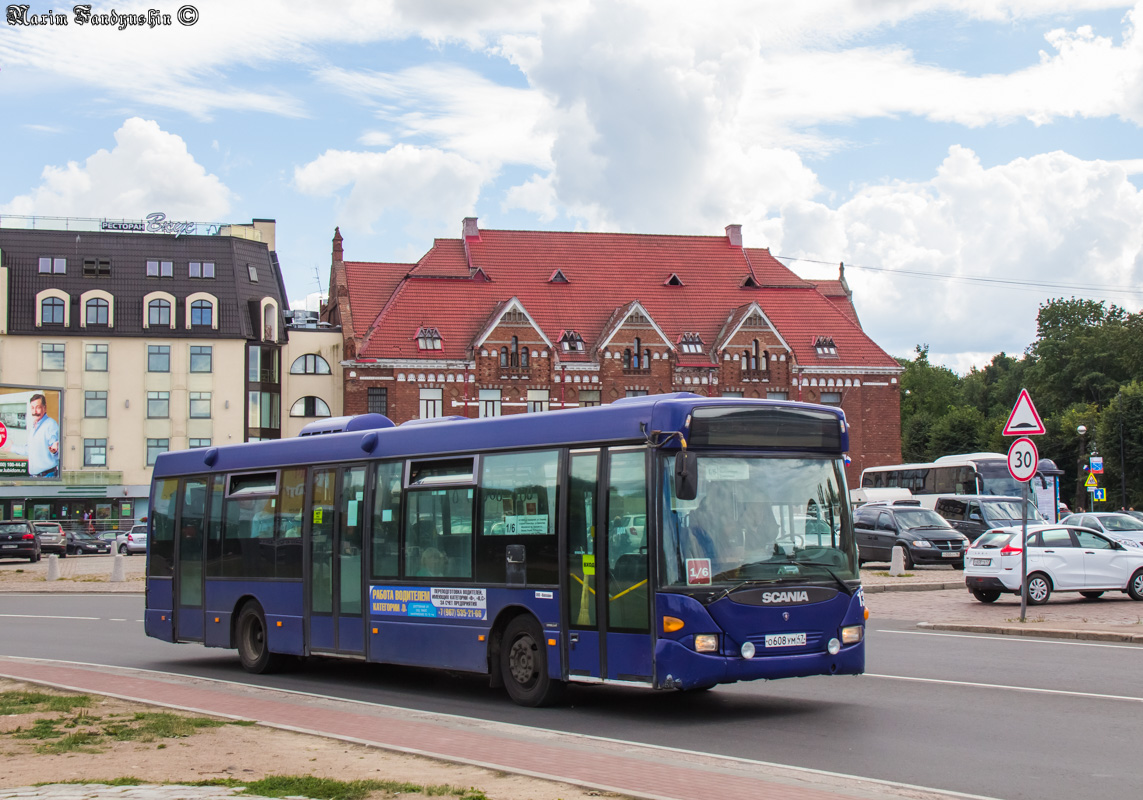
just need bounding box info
[1003,389,1045,436]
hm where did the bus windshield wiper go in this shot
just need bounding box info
[784,559,854,596]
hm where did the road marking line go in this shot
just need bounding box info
[875,628,1143,650]
[0,614,100,620]
[866,673,1143,702]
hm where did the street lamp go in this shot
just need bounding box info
[1075,425,1087,513]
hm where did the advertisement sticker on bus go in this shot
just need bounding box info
[370,586,488,620]
[686,558,712,585]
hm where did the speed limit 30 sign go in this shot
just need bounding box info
[1007,437,1039,483]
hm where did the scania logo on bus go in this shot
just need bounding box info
[761,590,809,604]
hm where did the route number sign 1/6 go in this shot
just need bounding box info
[1007,437,1039,483]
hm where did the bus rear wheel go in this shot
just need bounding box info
[236,602,283,674]
[500,616,563,707]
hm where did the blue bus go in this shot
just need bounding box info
[145,393,866,706]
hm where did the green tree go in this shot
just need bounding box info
[900,345,962,420]
[1095,382,1143,509]
[928,406,987,457]
[1025,298,1129,410]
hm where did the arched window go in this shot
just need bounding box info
[762,349,770,371]
[510,336,520,367]
[290,354,331,374]
[752,340,761,371]
[520,346,530,368]
[85,298,109,325]
[500,346,509,367]
[148,299,171,327]
[741,350,751,374]
[190,299,213,327]
[289,396,331,417]
[633,337,642,369]
[623,348,632,369]
[41,297,65,325]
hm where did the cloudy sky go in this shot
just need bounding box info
[3,1,1142,372]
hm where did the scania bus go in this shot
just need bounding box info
[144,393,866,706]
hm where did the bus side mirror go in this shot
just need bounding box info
[675,451,698,501]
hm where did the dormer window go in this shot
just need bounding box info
[560,330,585,352]
[815,336,838,357]
[665,273,684,286]
[679,332,703,354]
[549,269,569,284]
[416,327,442,350]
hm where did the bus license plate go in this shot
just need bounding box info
[765,633,806,648]
[973,558,991,566]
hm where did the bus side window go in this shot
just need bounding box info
[276,468,305,579]
[476,450,559,585]
[148,478,178,579]
[371,462,402,579]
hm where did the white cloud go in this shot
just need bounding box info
[1,117,232,219]
[293,143,489,233]
[770,146,1143,368]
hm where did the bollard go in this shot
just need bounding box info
[889,545,907,576]
[110,554,125,583]
[46,554,59,581]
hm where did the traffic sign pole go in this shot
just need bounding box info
[1020,480,1029,622]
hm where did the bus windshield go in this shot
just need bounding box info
[660,455,856,587]
[975,462,1025,497]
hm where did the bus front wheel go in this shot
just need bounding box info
[500,616,563,707]
[236,602,283,674]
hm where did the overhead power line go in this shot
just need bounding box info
[774,255,1143,298]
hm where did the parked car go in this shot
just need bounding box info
[621,514,646,535]
[65,529,112,555]
[965,523,1143,604]
[32,522,67,557]
[0,520,40,562]
[854,502,969,569]
[1060,512,1143,545]
[1124,510,1143,523]
[934,495,1045,544]
[115,524,148,555]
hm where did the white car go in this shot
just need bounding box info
[1060,512,1143,545]
[964,523,1143,604]
[115,524,148,555]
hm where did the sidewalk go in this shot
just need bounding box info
[0,658,973,800]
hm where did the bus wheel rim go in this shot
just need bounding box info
[508,636,536,686]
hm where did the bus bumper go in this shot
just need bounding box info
[654,638,865,690]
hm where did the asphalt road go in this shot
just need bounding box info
[2,593,1141,799]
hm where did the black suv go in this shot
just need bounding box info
[0,520,41,562]
[855,502,968,569]
[934,495,1044,544]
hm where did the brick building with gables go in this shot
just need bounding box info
[322,218,903,483]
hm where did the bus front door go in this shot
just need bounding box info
[565,449,653,685]
[307,465,367,656]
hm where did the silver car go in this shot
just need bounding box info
[115,524,148,555]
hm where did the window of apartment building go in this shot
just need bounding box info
[85,344,108,371]
[146,259,173,278]
[147,391,170,418]
[500,336,528,368]
[41,343,65,371]
[148,345,170,372]
[289,396,331,417]
[85,298,109,326]
[83,438,107,467]
[83,258,111,277]
[247,391,281,429]
[479,388,502,417]
[188,438,211,448]
[84,391,107,418]
[578,389,601,407]
[190,299,213,327]
[820,392,842,405]
[189,345,213,373]
[248,346,279,383]
[39,257,66,274]
[41,297,65,324]
[189,391,212,418]
[527,389,549,413]
[767,391,789,400]
[419,388,443,419]
[148,299,171,327]
[188,261,215,278]
[289,354,331,374]
[367,386,387,415]
[146,438,169,466]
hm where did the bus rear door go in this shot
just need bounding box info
[306,464,367,656]
[565,449,652,685]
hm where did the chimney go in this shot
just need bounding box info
[332,227,343,263]
[462,217,481,242]
[725,224,742,248]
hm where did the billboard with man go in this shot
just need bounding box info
[0,385,63,479]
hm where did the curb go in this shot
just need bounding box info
[917,621,1143,644]
[862,581,964,594]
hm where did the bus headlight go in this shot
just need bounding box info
[694,634,719,653]
[841,625,864,645]
[827,638,841,655]
[740,641,755,659]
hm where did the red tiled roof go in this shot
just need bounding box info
[350,228,897,369]
[344,261,410,337]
